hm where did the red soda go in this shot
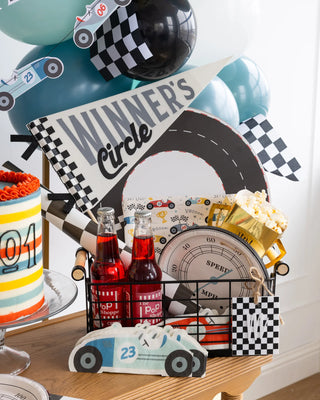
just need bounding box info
[90,208,126,329]
[126,210,162,326]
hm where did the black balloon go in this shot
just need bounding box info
[124,0,197,81]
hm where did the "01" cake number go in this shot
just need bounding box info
[0,223,37,273]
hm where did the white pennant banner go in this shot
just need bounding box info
[28,58,231,213]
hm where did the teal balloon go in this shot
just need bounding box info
[8,39,134,136]
[136,64,240,128]
[218,56,270,123]
[189,76,239,128]
[0,0,88,45]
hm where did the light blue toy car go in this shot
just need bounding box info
[0,57,64,111]
[73,0,132,49]
[69,323,207,377]
[185,197,211,206]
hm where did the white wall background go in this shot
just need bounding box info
[1,1,320,398]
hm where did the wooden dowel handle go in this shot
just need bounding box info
[72,248,88,281]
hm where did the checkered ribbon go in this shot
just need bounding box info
[238,114,301,181]
[232,296,280,356]
[27,117,98,212]
[90,2,153,81]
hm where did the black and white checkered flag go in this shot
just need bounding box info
[40,184,132,263]
[90,2,153,81]
[238,114,301,181]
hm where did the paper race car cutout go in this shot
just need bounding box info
[73,0,132,49]
[0,57,64,111]
[69,322,207,377]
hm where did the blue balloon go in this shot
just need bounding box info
[0,0,88,45]
[135,64,240,128]
[218,56,270,123]
[8,39,134,136]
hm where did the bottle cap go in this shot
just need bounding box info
[135,210,152,218]
[97,207,115,216]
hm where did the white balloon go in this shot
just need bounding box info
[188,0,261,65]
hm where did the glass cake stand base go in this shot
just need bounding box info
[0,331,30,375]
[0,269,78,375]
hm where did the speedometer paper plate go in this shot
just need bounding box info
[159,226,268,313]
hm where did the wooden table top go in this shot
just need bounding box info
[7,312,272,400]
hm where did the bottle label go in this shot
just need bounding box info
[91,283,123,328]
[126,289,162,325]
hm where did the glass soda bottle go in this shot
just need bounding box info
[126,210,162,326]
[90,207,126,329]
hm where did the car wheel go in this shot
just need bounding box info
[0,92,14,111]
[44,58,64,79]
[115,0,132,5]
[146,203,153,210]
[204,199,211,206]
[74,29,94,49]
[170,227,178,234]
[73,345,103,373]
[185,200,191,206]
[275,261,290,276]
[190,349,206,377]
[160,237,167,244]
[165,350,193,377]
[168,202,175,209]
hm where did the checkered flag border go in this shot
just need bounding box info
[238,114,301,181]
[90,2,153,81]
[28,117,98,213]
[232,296,280,356]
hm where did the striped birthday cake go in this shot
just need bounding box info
[0,170,44,323]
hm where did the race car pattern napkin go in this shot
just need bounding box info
[238,114,301,181]
[90,2,153,81]
[122,194,232,260]
[231,296,280,356]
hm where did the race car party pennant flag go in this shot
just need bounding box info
[90,1,153,81]
[238,114,301,181]
[231,296,280,356]
[27,58,230,214]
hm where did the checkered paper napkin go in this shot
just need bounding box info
[90,2,153,81]
[238,114,301,181]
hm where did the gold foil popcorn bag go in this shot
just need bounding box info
[235,190,288,235]
[207,190,288,271]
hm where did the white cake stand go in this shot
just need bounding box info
[0,269,78,375]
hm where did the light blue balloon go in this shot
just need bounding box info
[218,56,270,123]
[0,0,88,45]
[136,64,240,129]
[8,39,134,136]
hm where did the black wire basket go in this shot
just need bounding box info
[77,254,276,358]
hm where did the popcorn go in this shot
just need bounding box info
[235,189,288,235]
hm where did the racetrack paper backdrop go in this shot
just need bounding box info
[27,59,230,214]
